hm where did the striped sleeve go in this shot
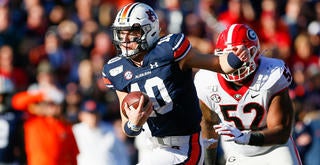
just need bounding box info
[102,72,114,89]
[172,33,191,62]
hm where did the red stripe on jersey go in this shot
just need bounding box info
[173,37,190,59]
[185,132,202,165]
[290,136,303,165]
[102,77,112,85]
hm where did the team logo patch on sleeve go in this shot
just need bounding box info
[124,71,133,80]
[210,93,221,103]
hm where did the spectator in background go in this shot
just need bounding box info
[0,45,29,91]
[288,33,319,120]
[72,99,130,165]
[48,5,66,26]
[11,84,79,165]
[0,76,25,164]
[0,5,21,50]
[282,0,303,40]
[289,32,319,72]
[160,0,184,34]
[307,21,320,55]
[64,82,82,124]
[28,28,64,78]
[90,31,115,75]
[113,118,139,165]
[55,19,81,85]
[184,13,213,54]
[97,2,117,28]
[303,65,320,113]
[75,19,99,59]
[71,0,94,28]
[257,0,292,61]
[293,66,320,164]
[11,61,79,165]
[19,4,48,59]
[300,110,320,165]
[217,0,255,28]
[196,0,225,44]
[155,10,169,37]
[77,59,96,100]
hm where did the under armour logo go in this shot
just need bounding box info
[150,62,158,69]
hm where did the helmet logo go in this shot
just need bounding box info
[247,29,257,41]
[146,9,157,22]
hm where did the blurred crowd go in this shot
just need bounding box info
[0,0,319,164]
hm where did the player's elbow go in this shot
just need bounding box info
[277,128,292,144]
[278,135,290,144]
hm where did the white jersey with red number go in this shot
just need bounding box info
[194,56,294,157]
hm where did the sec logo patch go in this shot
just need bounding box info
[124,71,133,80]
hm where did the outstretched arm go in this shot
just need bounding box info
[179,45,249,73]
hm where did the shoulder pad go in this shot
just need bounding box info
[157,33,191,61]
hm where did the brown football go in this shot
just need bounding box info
[121,91,150,118]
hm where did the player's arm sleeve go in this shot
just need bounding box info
[171,33,192,62]
[102,73,114,89]
[270,62,293,94]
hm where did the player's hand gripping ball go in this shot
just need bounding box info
[121,91,150,118]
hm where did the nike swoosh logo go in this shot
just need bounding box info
[251,94,259,98]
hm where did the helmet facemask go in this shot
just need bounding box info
[219,45,259,82]
[113,24,151,58]
[215,24,261,82]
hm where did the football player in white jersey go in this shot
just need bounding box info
[194,24,302,165]
[102,3,249,165]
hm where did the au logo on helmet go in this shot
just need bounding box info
[146,9,157,22]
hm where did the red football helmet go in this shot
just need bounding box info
[215,24,260,82]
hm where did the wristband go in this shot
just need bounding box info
[127,121,142,131]
[227,52,244,69]
[124,121,142,136]
[248,132,265,146]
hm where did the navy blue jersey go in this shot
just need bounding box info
[102,33,201,137]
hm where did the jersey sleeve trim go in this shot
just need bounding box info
[172,34,191,61]
[102,76,114,88]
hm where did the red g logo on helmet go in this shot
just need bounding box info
[215,24,261,82]
[247,29,257,42]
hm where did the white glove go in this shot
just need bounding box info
[202,138,218,149]
[213,123,251,145]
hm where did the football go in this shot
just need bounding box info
[121,91,150,118]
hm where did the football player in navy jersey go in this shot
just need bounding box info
[102,3,249,165]
[194,24,302,165]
